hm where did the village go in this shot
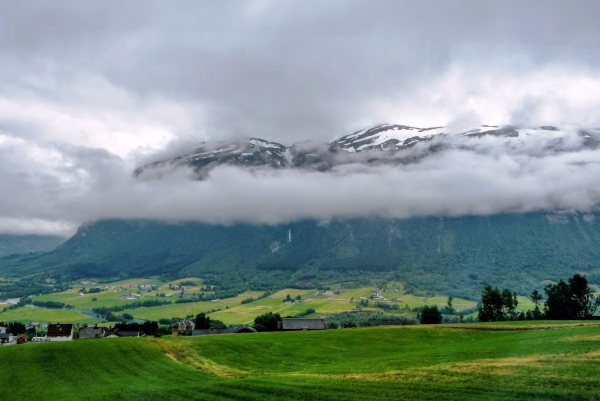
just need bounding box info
[0,316,329,345]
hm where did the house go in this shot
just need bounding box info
[0,332,14,344]
[0,326,5,334]
[79,325,105,339]
[46,323,74,341]
[172,319,195,336]
[192,324,257,336]
[16,336,27,344]
[279,318,328,331]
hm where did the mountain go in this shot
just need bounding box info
[0,234,65,257]
[135,124,600,178]
[3,213,600,299]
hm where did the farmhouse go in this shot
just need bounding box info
[46,323,74,341]
[172,319,195,336]
[0,332,14,345]
[279,318,328,331]
[79,325,105,339]
[192,324,257,336]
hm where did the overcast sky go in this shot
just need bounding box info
[2,0,600,236]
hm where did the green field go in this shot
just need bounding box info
[0,306,102,325]
[2,281,486,325]
[1,321,600,400]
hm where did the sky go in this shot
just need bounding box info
[2,0,600,236]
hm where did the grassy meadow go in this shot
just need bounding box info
[1,321,600,400]
[0,306,102,325]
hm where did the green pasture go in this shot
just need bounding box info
[2,321,600,400]
[31,277,208,310]
[210,286,478,325]
[129,291,264,321]
[0,306,102,325]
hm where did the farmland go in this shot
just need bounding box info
[1,322,600,400]
[1,278,486,325]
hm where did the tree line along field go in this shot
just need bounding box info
[0,278,486,325]
[1,322,600,400]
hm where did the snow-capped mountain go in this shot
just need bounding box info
[135,124,600,178]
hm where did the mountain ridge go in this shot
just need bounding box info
[135,124,600,178]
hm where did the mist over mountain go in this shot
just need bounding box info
[136,124,600,179]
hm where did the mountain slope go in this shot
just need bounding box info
[3,213,600,298]
[0,234,65,257]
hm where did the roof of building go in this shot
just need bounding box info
[172,319,195,329]
[112,330,141,337]
[0,333,12,339]
[47,323,74,337]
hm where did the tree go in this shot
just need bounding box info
[420,305,442,324]
[253,312,281,332]
[478,285,504,322]
[195,313,211,329]
[530,289,543,319]
[445,296,454,315]
[545,274,599,319]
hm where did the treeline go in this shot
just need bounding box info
[479,274,599,322]
[92,299,172,314]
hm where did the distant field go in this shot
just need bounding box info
[1,321,600,400]
[4,278,540,325]
[31,277,206,310]
[129,291,265,321]
[0,306,102,325]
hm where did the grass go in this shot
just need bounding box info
[0,306,103,325]
[1,321,600,400]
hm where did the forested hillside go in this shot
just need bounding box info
[0,234,65,257]
[1,213,600,298]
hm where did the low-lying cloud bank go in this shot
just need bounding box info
[2,127,600,237]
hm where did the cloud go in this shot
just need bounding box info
[2,127,600,236]
[2,2,600,235]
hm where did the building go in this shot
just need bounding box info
[109,330,141,338]
[0,332,14,344]
[279,318,328,331]
[0,326,5,334]
[192,324,257,336]
[172,319,195,336]
[79,325,105,339]
[46,323,74,341]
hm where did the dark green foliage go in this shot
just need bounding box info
[241,297,254,304]
[420,305,442,324]
[530,289,543,319]
[122,313,134,320]
[88,287,101,293]
[375,301,400,311]
[544,274,599,319]
[478,286,518,322]
[178,280,196,286]
[31,300,66,309]
[209,319,227,330]
[114,321,159,336]
[3,213,600,298]
[92,299,171,315]
[0,321,26,334]
[195,313,210,329]
[253,312,281,332]
[295,308,316,318]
